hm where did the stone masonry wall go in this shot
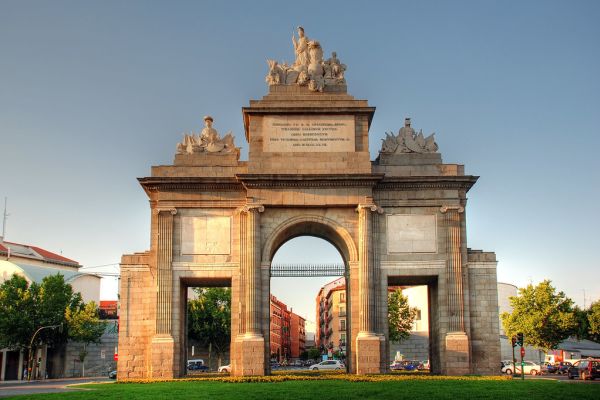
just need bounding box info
[467,250,501,375]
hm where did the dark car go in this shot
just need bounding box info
[108,370,117,379]
[556,362,572,375]
[403,360,420,371]
[567,359,600,380]
[187,363,209,372]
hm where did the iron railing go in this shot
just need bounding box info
[270,263,345,277]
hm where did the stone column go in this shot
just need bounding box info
[151,208,177,378]
[234,203,265,376]
[440,205,470,375]
[355,201,384,374]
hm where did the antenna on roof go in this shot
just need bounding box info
[1,197,8,242]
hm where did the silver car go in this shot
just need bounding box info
[309,360,345,370]
[501,361,540,375]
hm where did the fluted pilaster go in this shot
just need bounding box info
[155,208,177,335]
[441,205,465,332]
[356,201,383,335]
[238,203,264,337]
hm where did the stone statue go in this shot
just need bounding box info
[265,60,283,85]
[176,116,239,156]
[380,118,439,154]
[327,52,346,83]
[266,27,348,92]
[307,41,325,92]
[292,26,310,69]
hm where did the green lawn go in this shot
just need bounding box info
[5,378,600,400]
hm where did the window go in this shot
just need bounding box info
[415,309,421,320]
[339,306,346,317]
[340,319,346,330]
[340,292,345,303]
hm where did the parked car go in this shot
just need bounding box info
[389,360,420,371]
[402,360,421,371]
[308,360,345,370]
[108,370,117,379]
[418,360,430,371]
[501,361,540,375]
[390,361,404,371]
[567,359,600,380]
[187,359,205,371]
[500,360,514,370]
[218,364,231,373]
[547,361,573,375]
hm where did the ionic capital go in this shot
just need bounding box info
[237,204,265,214]
[153,207,178,215]
[440,205,464,214]
[356,204,384,214]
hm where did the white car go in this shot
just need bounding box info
[308,360,345,370]
[501,361,540,375]
[218,364,231,373]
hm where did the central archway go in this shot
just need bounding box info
[261,215,358,373]
[262,215,358,264]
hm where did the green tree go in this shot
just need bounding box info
[388,288,418,343]
[0,274,36,350]
[66,301,107,377]
[0,274,82,351]
[187,287,231,370]
[573,306,590,341]
[588,300,600,343]
[307,347,321,361]
[501,280,577,350]
[0,273,87,379]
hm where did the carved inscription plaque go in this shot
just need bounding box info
[181,216,231,255]
[263,115,355,152]
[387,215,437,253]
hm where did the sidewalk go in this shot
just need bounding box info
[0,376,107,386]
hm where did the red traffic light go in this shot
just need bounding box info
[520,347,525,357]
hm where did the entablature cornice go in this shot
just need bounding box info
[138,177,243,195]
[374,176,478,192]
[236,173,384,189]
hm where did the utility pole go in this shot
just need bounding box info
[1,197,7,240]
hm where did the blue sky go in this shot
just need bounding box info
[1,1,599,316]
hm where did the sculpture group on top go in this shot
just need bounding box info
[265,26,347,92]
[380,118,439,154]
[176,115,239,157]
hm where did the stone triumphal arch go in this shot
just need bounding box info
[117,29,501,379]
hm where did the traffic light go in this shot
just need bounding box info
[516,333,524,347]
[511,336,517,347]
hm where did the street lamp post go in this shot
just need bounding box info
[27,324,63,381]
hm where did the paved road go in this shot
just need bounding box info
[512,373,600,384]
[0,377,110,398]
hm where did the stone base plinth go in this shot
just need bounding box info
[233,335,265,376]
[174,152,239,166]
[356,334,382,374]
[377,152,442,166]
[151,335,175,379]
[444,332,470,375]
